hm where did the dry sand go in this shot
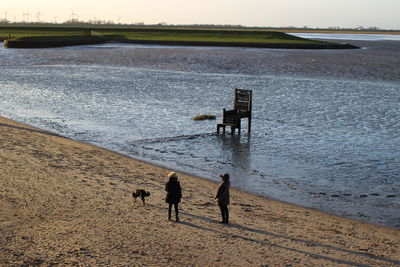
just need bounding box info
[1,116,399,266]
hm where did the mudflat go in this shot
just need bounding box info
[1,116,399,266]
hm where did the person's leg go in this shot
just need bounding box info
[168,203,172,220]
[174,203,179,222]
[224,205,229,223]
[219,205,225,223]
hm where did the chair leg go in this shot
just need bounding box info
[217,124,226,134]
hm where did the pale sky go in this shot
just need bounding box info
[2,0,400,29]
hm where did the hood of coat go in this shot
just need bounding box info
[219,173,230,181]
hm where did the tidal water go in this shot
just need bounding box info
[292,32,400,41]
[0,35,399,228]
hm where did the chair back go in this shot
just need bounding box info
[233,89,252,117]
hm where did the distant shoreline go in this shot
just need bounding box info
[117,39,358,49]
[3,37,358,49]
[1,26,359,49]
[284,29,400,35]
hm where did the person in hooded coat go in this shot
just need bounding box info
[214,173,230,224]
[165,172,182,222]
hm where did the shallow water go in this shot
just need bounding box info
[0,38,399,228]
[291,32,400,41]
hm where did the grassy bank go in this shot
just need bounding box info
[1,25,359,49]
[4,35,110,48]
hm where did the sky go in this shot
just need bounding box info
[2,0,400,30]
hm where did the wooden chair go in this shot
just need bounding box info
[217,89,252,134]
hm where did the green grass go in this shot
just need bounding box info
[103,28,330,44]
[0,26,326,43]
[0,27,87,38]
[1,25,356,48]
[14,35,99,41]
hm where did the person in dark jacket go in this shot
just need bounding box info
[165,172,182,222]
[214,173,230,224]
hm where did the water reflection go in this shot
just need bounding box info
[218,133,251,172]
[215,133,256,191]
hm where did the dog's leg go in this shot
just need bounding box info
[142,197,145,206]
[131,196,136,210]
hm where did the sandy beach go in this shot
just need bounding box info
[1,116,399,266]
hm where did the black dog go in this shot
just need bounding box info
[132,189,150,206]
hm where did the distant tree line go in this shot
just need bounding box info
[0,18,398,32]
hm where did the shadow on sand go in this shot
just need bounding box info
[4,121,397,266]
[147,204,399,266]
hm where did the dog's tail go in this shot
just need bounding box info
[145,191,150,197]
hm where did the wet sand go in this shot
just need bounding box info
[5,39,398,82]
[1,116,399,266]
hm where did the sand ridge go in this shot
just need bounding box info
[1,116,399,266]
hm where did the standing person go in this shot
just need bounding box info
[214,173,230,224]
[165,172,182,222]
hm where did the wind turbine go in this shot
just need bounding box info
[35,10,43,22]
[22,11,31,23]
[70,11,79,22]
